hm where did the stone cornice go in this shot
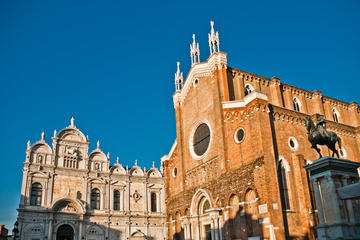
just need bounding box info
[270,105,358,138]
[223,98,270,123]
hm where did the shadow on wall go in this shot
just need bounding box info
[171,206,263,240]
[16,194,154,240]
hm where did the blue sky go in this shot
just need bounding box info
[0,0,359,230]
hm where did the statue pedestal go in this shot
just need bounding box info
[305,157,360,240]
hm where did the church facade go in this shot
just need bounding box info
[161,22,360,240]
[17,119,166,240]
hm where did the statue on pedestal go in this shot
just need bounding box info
[305,114,342,158]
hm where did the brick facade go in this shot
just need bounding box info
[162,24,360,240]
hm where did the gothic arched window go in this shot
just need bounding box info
[113,190,120,211]
[278,159,291,210]
[332,108,339,123]
[30,183,42,206]
[293,98,301,112]
[151,192,157,212]
[91,188,100,210]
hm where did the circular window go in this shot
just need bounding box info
[288,137,298,151]
[234,127,245,143]
[172,167,178,178]
[192,123,211,157]
[193,79,199,87]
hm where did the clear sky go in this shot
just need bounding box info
[0,0,359,230]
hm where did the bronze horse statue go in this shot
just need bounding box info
[305,115,342,158]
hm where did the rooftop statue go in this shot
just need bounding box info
[305,114,342,158]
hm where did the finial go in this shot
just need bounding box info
[116,157,119,164]
[97,140,100,149]
[41,131,45,141]
[174,62,183,92]
[190,34,200,66]
[27,140,31,150]
[135,159,138,166]
[208,20,220,55]
[107,152,110,159]
[53,130,57,138]
[152,161,155,168]
[70,116,74,127]
[86,135,89,141]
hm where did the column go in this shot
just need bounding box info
[218,217,223,240]
[48,218,53,240]
[312,179,325,224]
[214,216,219,240]
[78,221,83,240]
[210,218,215,240]
[341,177,355,223]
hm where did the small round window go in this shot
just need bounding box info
[193,78,199,87]
[172,167,178,178]
[288,137,298,151]
[234,127,245,143]
[193,123,211,157]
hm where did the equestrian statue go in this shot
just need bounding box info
[305,114,342,158]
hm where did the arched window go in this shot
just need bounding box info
[113,190,120,210]
[91,188,100,210]
[278,159,291,210]
[293,98,300,112]
[245,189,258,237]
[332,108,339,122]
[151,192,157,212]
[244,84,253,96]
[30,183,42,206]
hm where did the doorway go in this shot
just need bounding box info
[56,224,74,240]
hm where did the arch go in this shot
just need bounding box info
[113,189,120,210]
[332,108,340,122]
[190,188,214,216]
[56,224,74,240]
[30,182,42,206]
[228,194,240,219]
[129,166,144,176]
[89,150,107,162]
[86,224,105,240]
[130,230,147,239]
[110,164,126,175]
[277,157,291,210]
[51,197,86,215]
[57,127,86,142]
[293,97,301,112]
[91,188,101,210]
[147,168,162,177]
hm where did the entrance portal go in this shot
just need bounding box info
[56,224,74,240]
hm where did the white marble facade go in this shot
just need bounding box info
[17,119,166,240]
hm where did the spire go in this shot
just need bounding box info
[190,34,200,66]
[97,140,100,149]
[70,116,75,127]
[135,159,138,166]
[116,157,119,164]
[208,21,220,55]
[107,152,110,159]
[152,161,155,169]
[174,62,183,92]
[41,131,45,141]
[27,140,31,150]
[53,130,57,138]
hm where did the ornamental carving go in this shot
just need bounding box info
[132,190,142,202]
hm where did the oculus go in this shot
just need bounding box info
[193,123,211,157]
[234,127,245,143]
